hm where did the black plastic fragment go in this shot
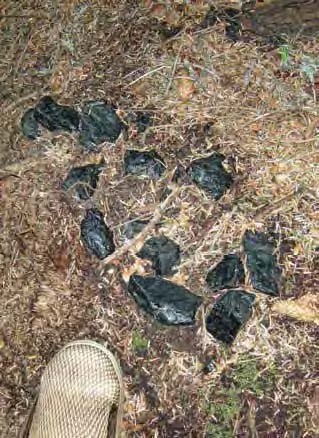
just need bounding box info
[128,275,203,325]
[79,101,123,150]
[188,153,233,200]
[159,23,182,39]
[200,7,219,28]
[137,235,180,276]
[34,96,80,132]
[206,254,245,292]
[124,150,166,180]
[225,19,241,41]
[200,7,242,41]
[243,230,281,296]
[135,112,152,133]
[21,108,40,140]
[203,122,214,137]
[206,290,255,344]
[62,163,103,200]
[202,358,216,375]
[80,209,115,259]
[122,219,149,240]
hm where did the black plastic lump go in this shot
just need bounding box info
[206,254,245,291]
[206,290,255,344]
[122,219,149,240]
[128,275,203,325]
[202,358,216,375]
[188,153,233,200]
[243,230,281,296]
[200,7,242,41]
[21,108,40,140]
[79,101,123,150]
[81,209,115,259]
[124,150,166,180]
[137,235,180,276]
[135,112,152,133]
[34,96,80,132]
[62,163,103,200]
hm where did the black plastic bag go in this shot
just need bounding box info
[206,290,255,344]
[62,163,103,200]
[34,96,80,132]
[21,108,40,140]
[137,235,180,276]
[206,254,245,291]
[124,150,166,180]
[188,153,233,200]
[81,209,115,259]
[128,275,203,325]
[79,101,123,150]
[243,230,281,296]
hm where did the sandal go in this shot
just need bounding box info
[21,340,124,438]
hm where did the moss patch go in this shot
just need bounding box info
[203,358,279,437]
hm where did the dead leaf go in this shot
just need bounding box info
[177,73,196,102]
[50,242,71,272]
[150,4,167,20]
[122,259,146,283]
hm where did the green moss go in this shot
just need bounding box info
[206,421,234,438]
[203,358,278,437]
[278,44,291,69]
[131,331,149,354]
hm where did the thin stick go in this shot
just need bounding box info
[252,187,304,221]
[125,65,167,88]
[164,45,182,96]
[0,157,41,173]
[101,187,180,267]
[14,30,34,80]
[2,91,40,113]
[192,63,220,80]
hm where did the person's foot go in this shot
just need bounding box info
[23,340,124,438]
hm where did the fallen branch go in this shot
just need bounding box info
[101,186,180,267]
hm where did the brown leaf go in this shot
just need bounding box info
[50,242,71,272]
[150,4,167,20]
[177,74,196,102]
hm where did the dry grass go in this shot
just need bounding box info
[0,1,318,437]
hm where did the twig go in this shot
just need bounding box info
[0,15,45,19]
[1,91,40,113]
[101,186,180,267]
[305,117,319,139]
[0,157,41,173]
[164,45,182,96]
[192,63,220,80]
[14,30,34,80]
[125,65,167,88]
[252,187,305,221]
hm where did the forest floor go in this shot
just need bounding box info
[0,1,318,437]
